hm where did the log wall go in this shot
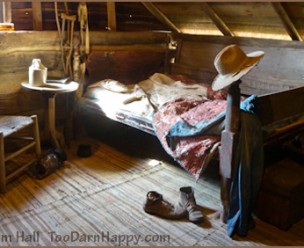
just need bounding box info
[0,31,64,117]
[86,31,170,85]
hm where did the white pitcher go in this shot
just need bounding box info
[29,59,47,86]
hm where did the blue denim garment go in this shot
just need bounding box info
[227,111,264,237]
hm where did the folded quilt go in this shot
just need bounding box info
[153,95,257,180]
[153,98,227,180]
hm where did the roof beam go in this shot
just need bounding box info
[142,2,181,33]
[201,2,234,37]
[107,2,117,31]
[272,2,302,41]
[32,1,42,30]
[1,1,12,23]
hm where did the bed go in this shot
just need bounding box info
[79,72,229,178]
[78,32,304,236]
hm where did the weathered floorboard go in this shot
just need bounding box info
[0,137,303,246]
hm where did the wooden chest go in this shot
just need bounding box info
[256,158,304,230]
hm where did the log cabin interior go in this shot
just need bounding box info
[0,1,304,246]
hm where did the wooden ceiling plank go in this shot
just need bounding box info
[2,1,12,23]
[32,1,42,31]
[107,2,116,31]
[201,2,234,37]
[142,2,181,33]
[272,2,302,41]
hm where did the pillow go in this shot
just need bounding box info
[88,79,134,93]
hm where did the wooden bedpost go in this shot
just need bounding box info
[219,79,241,222]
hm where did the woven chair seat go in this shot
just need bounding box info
[0,116,34,137]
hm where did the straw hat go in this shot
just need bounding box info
[212,44,264,91]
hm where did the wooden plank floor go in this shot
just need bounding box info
[0,131,304,246]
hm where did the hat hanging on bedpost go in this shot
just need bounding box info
[211,44,264,91]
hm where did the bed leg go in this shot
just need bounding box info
[220,177,231,223]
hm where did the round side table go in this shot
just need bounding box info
[22,80,79,148]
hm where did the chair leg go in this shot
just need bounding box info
[0,132,6,193]
[31,115,41,159]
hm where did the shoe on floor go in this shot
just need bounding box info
[143,191,187,220]
[175,186,204,224]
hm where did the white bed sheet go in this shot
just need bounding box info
[80,73,211,134]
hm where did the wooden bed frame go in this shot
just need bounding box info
[81,32,304,223]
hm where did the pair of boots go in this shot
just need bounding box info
[143,186,204,224]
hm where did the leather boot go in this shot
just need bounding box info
[175,186,204,224]
[143,191,187,219]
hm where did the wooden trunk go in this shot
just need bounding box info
[256,158,304,230]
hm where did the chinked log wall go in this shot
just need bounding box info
[0,31,169,140]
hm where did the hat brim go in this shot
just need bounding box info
[212,51,264,91]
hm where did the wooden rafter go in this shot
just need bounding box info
[32,1,42,30]
[142,2,181,33]
[201,2,234,37]
[1,1,12,23]
[107,2,117,31]
[272,2,302,41]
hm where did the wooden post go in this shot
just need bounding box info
[219,79,241,222]
[107,2,117,31]
[1,1,12,23]
[32,1,43,31]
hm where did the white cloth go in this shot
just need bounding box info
[138,73,208,108]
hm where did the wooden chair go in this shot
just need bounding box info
[0,115,41,193]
